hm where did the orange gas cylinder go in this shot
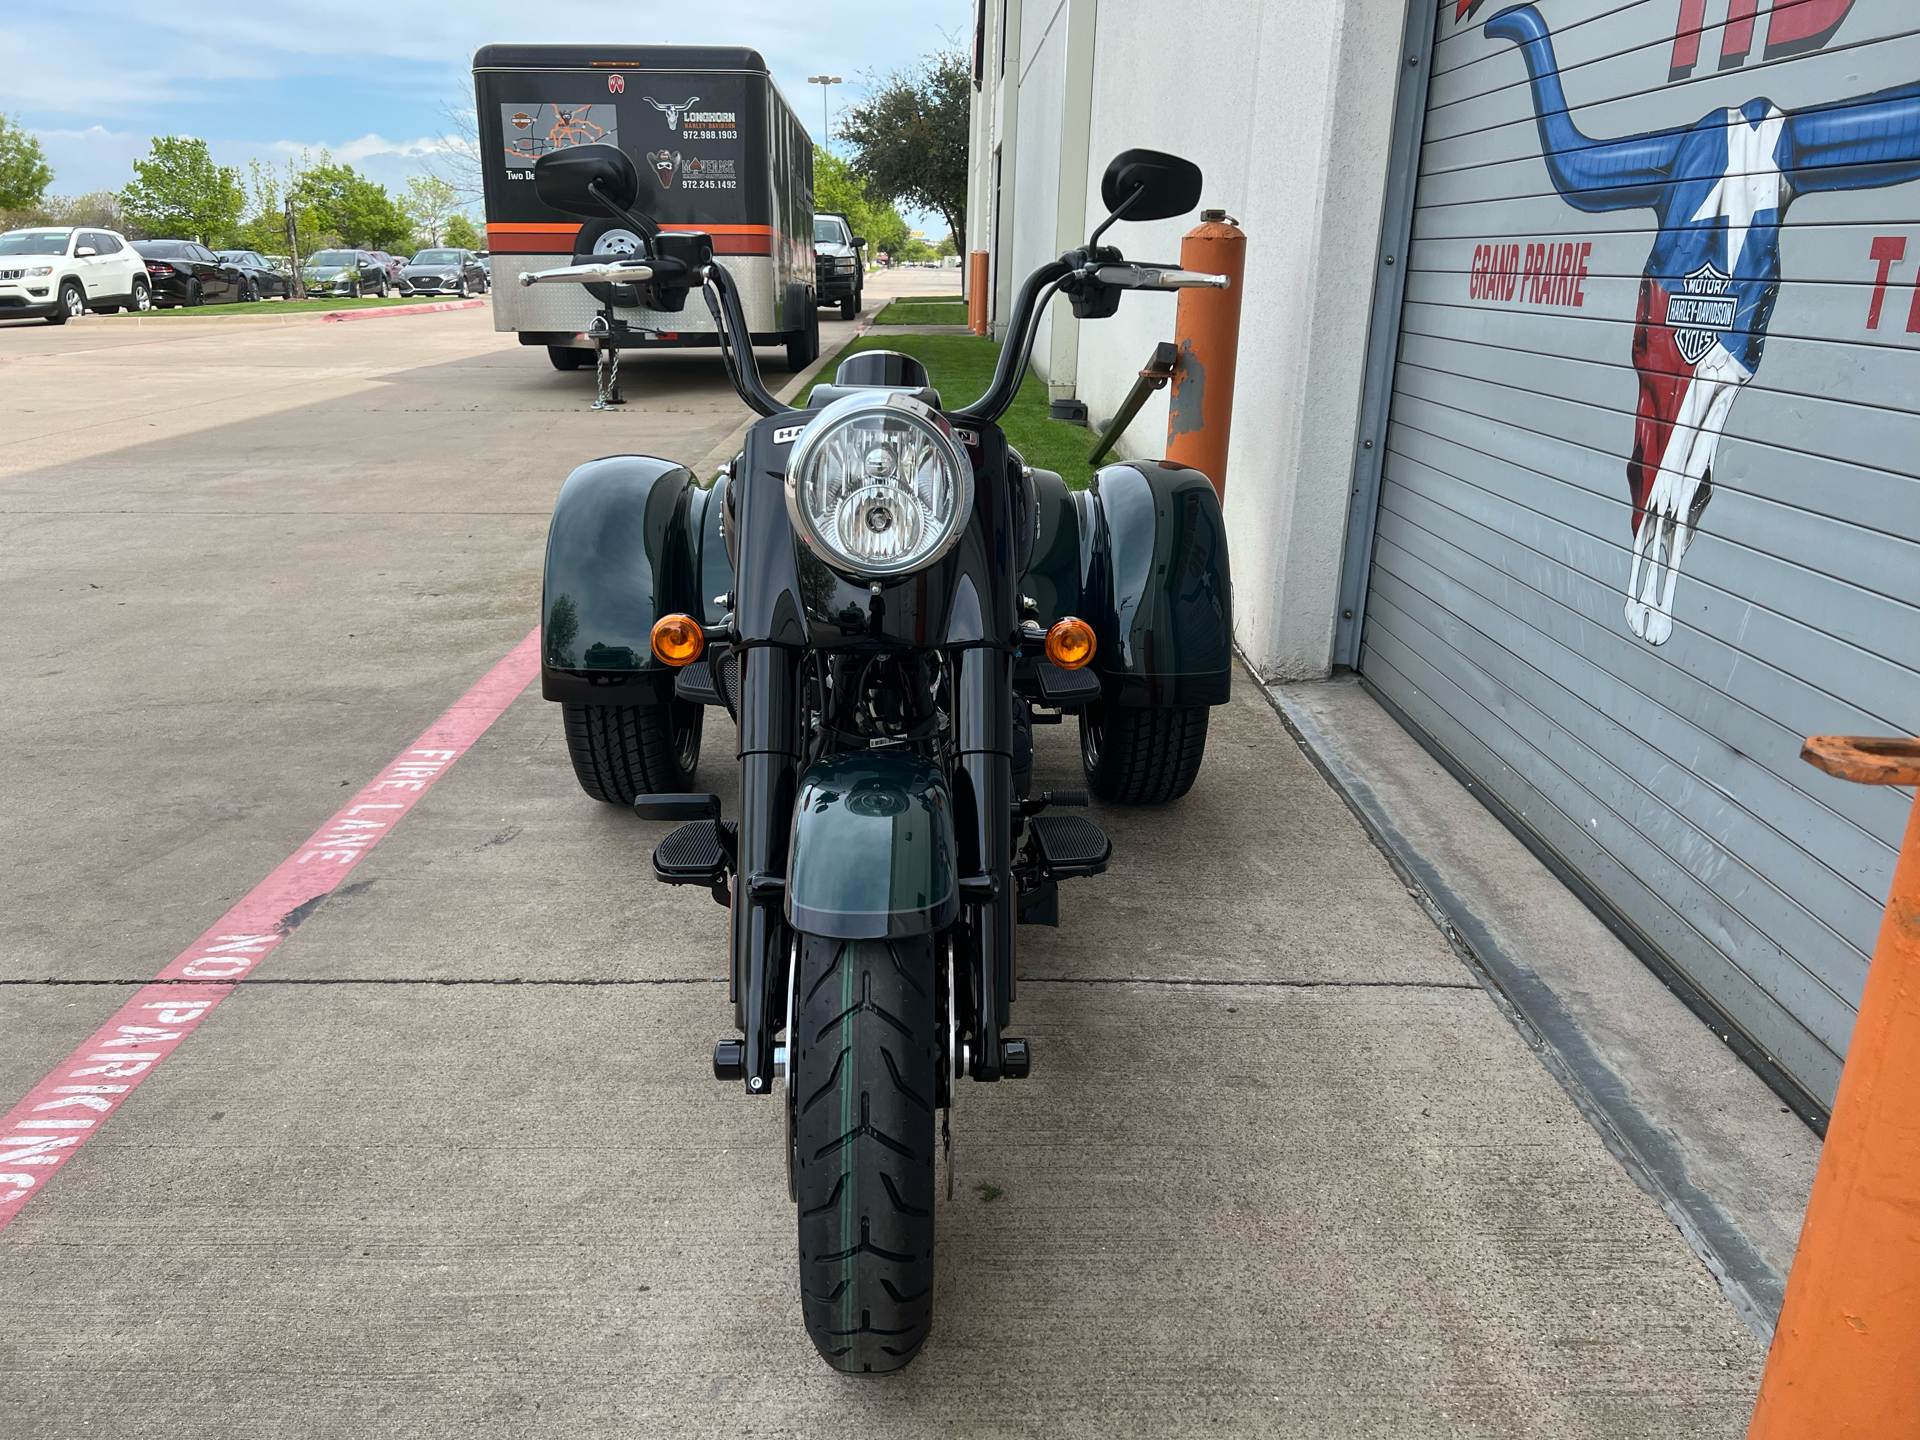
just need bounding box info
[967,252,990,336]
[1749,735,1920,1439]
[1164,211,1246,502]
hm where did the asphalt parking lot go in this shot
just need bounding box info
[0,274,1766,1436]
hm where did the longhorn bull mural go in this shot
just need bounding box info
[1486,4,1920,644]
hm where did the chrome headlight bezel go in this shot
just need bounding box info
[783,391,974,581]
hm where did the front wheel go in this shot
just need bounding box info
[792,932,938,1372]
[838,290,859,321]
[560,700,702,803]
[1079,702,1210,804]
[48,281,84,324]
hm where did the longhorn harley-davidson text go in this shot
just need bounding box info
[526,142,1234,1371]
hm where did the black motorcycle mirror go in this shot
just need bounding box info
[1088,148,1203,247]
[533,143,660,248]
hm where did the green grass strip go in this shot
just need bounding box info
[805,333,1100,489]
[870,298,969,326]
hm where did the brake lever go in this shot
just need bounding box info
[1089,264,1230,290]
[519,260,656,287]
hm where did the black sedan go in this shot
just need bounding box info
[214,250,292,301]
[301,250,391,298]
[131,240,242,306]
[400,248,489,298]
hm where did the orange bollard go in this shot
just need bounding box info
[967,251,989,336]
[1749,734,1920,1440]
[1165,210,1246,502]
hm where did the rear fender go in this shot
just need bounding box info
[541,455,699,706]
[786,752,959,940]
[1083,460,1233,707]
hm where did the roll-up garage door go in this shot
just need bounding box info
[1358,0,1919,1111]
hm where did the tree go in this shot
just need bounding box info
[812,146,908,258]
[231,159,291,254]
[0,114,54,214]
[444,213,483,251]
[121,137,244,244]
[422,101,485,210]
[404,175,458,248]
[291,162,413,251]
[838,47,969,247]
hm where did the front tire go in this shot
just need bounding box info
[48,281,83,324]
[560,700,702,803]
[839,290,859,321]
[792,933,938,1373]
[1079,702,1210,804]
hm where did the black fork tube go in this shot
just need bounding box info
[955,646,1014,1080]
[734,643,799,1094]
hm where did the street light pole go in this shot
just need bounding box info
[805,75,843,156]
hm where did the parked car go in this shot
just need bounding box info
[475,251,490,280]
[131,240,241,306]
[812,211,865,319]
[368,251,406,287]
[214,250,293,301]
[0,226,153,322]
[301,249,391,298]
[400,247,488,297]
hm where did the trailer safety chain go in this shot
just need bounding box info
[592,343,624,410]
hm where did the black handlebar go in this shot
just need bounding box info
[703,263,792,418]
[951,259,1072,424]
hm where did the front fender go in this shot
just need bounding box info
[786,752,959,940]
[541,455,698,705]
[1083,460,1233,707]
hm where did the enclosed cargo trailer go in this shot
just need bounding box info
[473,44,818,367]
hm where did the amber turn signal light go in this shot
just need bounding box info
[1045,617,1096,670]
[651,613,705,667]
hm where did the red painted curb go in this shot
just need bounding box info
[0,629,542,1230]
[320,298,487,323]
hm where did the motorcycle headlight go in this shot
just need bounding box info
[784,392,973,580]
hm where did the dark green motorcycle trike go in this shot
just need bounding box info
[525,142,1234,1371]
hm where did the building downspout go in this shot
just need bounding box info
[1045,0,1097,395]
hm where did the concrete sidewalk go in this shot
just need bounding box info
[0,285,1767,1436]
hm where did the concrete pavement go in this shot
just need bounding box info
[0,272,1766,1435]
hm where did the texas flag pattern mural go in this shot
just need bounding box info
[1466,2,1920,645]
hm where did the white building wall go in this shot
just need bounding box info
[983,0,1413,680]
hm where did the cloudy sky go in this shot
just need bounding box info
[9,0,969,224]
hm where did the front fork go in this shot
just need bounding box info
[733,644,799,1095]
[733,643,1015,1093]
[955,646,1013,1081]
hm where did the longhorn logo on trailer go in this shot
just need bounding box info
[1484,4,1920,645]
[645,96,698,130]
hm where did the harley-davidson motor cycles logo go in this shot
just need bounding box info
[1667,263,1738,365]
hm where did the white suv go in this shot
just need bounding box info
[0,227,153,323]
